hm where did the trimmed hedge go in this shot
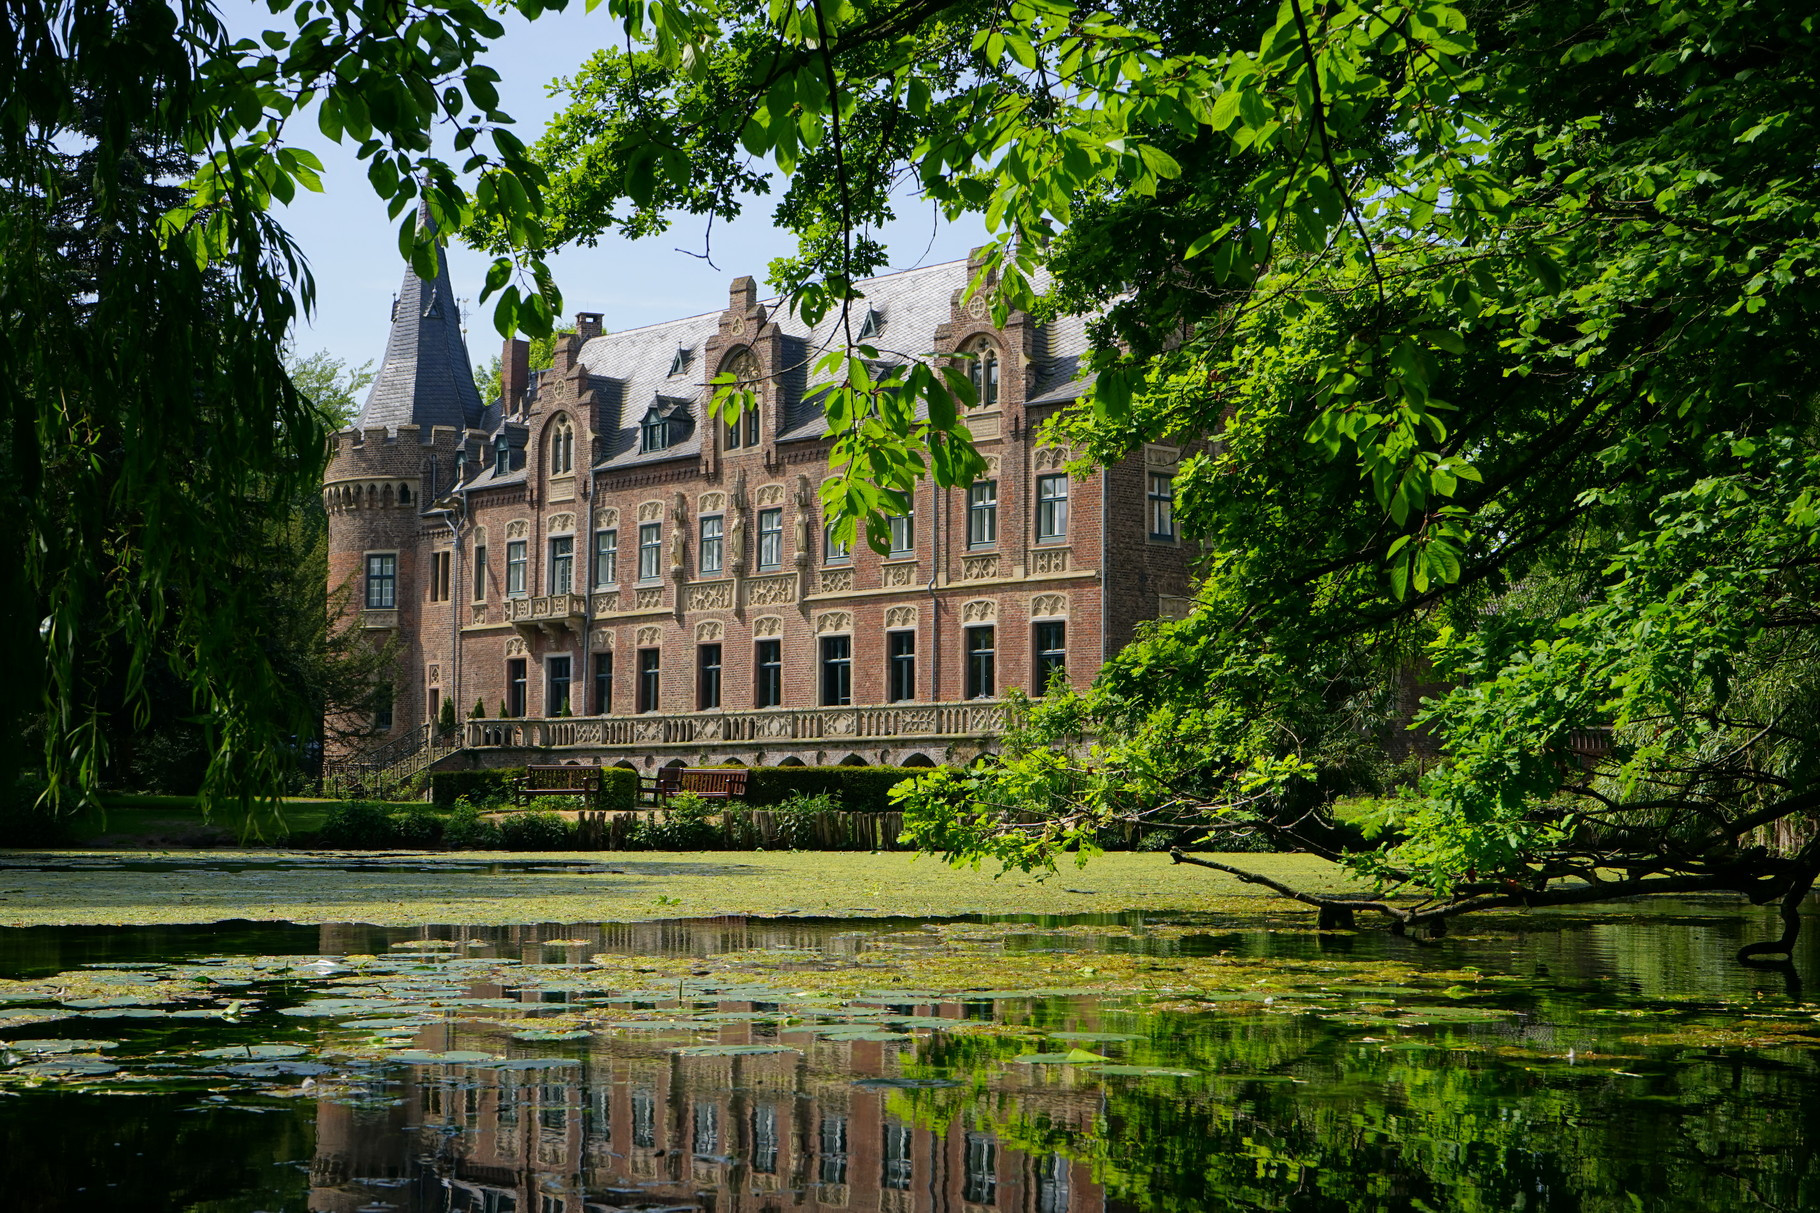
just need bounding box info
[431,766,639,811]
[742,765,929,812]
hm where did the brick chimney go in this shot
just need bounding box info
[575,312,604,342]
[502,338,529,413]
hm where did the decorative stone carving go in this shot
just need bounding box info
[1145,443,1180,466]
[547,512,576,532]
[635,587,663,610]
[983,454,1001,475]
[591,590,620,614]
[962,599,997,623]
[695,620,724,642]
[965,294,988,320]
[593,507,618,528]
[814,611,852,635]
[746,574,795,606]
[699,491,726,512]
[885,606,918,628]
[818,568,854,594]
[470,605,488,625]
[1030,549,1069,574]
[728,508,747,576]
[793,473,813,509]
[636,626,661,646]
[505,519,529,540]
[882,562,918,588]
[427,664,441,685]
[752,615,783,637]
[729,313,746,336]
[686,581,734,611]
[637,500,664,522]
[731,468,748,510]
[755,483,785,507]
[1031,593,1067,618]
[590,628,613,648]
[962,554,999,581]
[1035,446,1068,470]
[505,637,528,656]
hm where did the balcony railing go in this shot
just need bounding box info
[505,592,589,627]
[466,700,1008,751]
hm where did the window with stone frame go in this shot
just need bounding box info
[592,528,617,587]
[698,515,724,575]
[757,507,783,570]
[720,349,762,449]
[637,522,663,581]
[1035,473,1069,542]
[547,534,574,595]
[963,336,1000,409]
[505,540,527,597]
[549,414,574,475]
[365,553,396,609]
[967,481,999,548]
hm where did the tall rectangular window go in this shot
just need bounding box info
[820,635,852,706]
[637,649,660,713]
[428,550,451,601]
[888,631,916,702]
[692,1101,719,1158]
[631,1089,656,1148]
[965,626,996,699]
[751,1105,779,1174]
[699,515,724,576]
[546,655,572,715]
[373,684,393,731]
[548,535,574,595]
[755,639,782,708]
[967,481,998,548]
[823,524,850,563]
[964,1132,998,1205]
[638,522,663,581]
[1035,474,1069,542]
[696,644,722,710]
[592,529,617,588]
[1148,472,1176,541]
[1037,1153,1071,1213]
[1034,620,1067,694]
[757,507,783,570]
[506,658,527,718]
[882,1123,913,1190]
[888,511,914,556]
[364,553,396,609]
[592,651,613,715]
[505,540,527,597]
[472,540,488,600]
[819,1115,848,1186]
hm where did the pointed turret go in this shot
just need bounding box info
[353,202,483,433]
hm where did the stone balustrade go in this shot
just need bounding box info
[465,700,1007,752]
[505,592,589,631]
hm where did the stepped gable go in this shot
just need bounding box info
[577,309,724,470]
[353,201,484,434]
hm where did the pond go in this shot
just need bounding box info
[3,866,1820,1210]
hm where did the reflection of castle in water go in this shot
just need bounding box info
[310,920,1110,1213]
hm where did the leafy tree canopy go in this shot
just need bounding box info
[509,0,1820,954]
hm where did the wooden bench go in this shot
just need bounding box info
[516,764,603,804]
[646,766,750,806]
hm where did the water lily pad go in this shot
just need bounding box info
[1048,1032,1144,1042]
[11,1058,119,1077]
[495,1057,581,1070]
[195,1044,309,1060]
[4,1039,116,1054]
[1014,1048,1111,1064]
[386,1050,500,1065]
[213,1061,335,1077]
[853,1077,962,1089]
[670,1045,800,1057]
[510,1029,593,1041]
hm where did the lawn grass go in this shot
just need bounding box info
[60,794,434,845]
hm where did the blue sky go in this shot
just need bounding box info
[268,3,985,377]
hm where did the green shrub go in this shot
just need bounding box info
[470,698,487,719]
[633,792,720,850]
[498,811,573,850]
[768,791,841,849]
[392,808,444,848]
[430,768,523,808]
[443,800,504,849]
[318,802,402,849]
[598,766,640,811]
[742,765,927,812]
[437,698,457,733]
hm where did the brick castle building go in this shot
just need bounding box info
[323,226,1194,774]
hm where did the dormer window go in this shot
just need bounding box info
[856,307,884,340]
[494,436,511,476]
[549,414,574,475]
[963,337,1000,410]
[668,346,693,377]
[640,406,672,453]
[721,349,761,450]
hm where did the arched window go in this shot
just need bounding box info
[720,350,762,450]
[549,415,574,475]
[964,338,1000,410]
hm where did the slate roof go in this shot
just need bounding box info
[472,257,1095,468]
[353,209,484,433]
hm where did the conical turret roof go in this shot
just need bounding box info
[353,202,483,432]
